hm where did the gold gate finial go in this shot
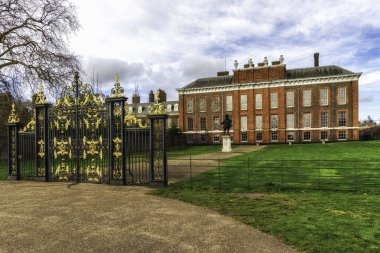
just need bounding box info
[8,102,20,123]
[35,83,47,104]
[148,89,166,115]
[111,74,125,97]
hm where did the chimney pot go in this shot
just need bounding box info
[217,71,229,76]
[314,52,319,67]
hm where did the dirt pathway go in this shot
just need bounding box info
[0,181,297,253]
[168,145,264,183]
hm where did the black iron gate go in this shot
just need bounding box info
[6,73,168,186]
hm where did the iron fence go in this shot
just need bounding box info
[168,157,380,191]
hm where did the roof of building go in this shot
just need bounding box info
[181,75,233,90]
[179,65,357,90]
[286,65,355,79]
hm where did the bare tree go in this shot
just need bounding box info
[0,0,81,97]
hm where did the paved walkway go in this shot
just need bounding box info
[0,181,298,253]
[168,145,265,183]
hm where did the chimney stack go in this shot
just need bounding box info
[132,94,140,104]
[314,52,319,67]
[149,90,154,103]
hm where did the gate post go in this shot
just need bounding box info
[7,103,21,180]
[147,115,168,187]
[106,75,127,185]
[147,90,168,187]
[32,85,50,182]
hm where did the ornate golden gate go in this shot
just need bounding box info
[49,74,109,182]
[6,73,169,186]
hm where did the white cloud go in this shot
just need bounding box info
[68,0,380,118]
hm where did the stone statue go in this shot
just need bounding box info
[222,114,232,135]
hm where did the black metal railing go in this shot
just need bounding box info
[19,132,36,179]
[125,128,150,184]
[168,157,380,191]
[0,136,7,179]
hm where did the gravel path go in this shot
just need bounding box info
[0,181,298,253]
[168,145,265,183]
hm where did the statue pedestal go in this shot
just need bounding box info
[222,135,232,152]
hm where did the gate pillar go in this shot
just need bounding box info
[7,103,21,180]
[147,114,168,187]
[106,75,127,185]
[32,85,50,181]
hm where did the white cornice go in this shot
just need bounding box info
[177,74,361,95]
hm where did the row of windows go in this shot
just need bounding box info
[187,112,347,131]
[186,87,347,113]
[243,131,347,142]
[130,103,179,114]
[190,130,348,144]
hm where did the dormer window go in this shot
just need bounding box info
[138,106,142,113]
[174,104,178,111]
[167,104,172,112]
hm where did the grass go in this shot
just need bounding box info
[0,160,7,180]
[155,141,380,253]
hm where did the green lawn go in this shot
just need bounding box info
[155,141,380,253]
[0,160,7,180]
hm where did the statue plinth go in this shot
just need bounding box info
[222,135,232,152]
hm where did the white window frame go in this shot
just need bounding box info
[241,132,248,142]
[226,96,233,112]
[338,87,346,105]
[321,112,328,128]
[187,99,193,113]
[286,114,294,129]
[213,135,220,143]
[138,106,142,113]
[271,131,278,142]
[174,104,178,111]
[240,95,247,111]
[213,117,219,130]
[255,115,262,130]
[271,115,278,129]
[241,116,247,131]
[212,96,219,112]
[187,118,193,131]
[256,132,263,141]
[303,90,311,107]
[287,132,294,141]
[303,113,311,128]
[338,131,346,140]
[199,98,206,112]
[255,94,262,109]
[321,131,328,140]
[338,111,346,127]
[270,92,278,109]
[166,104,172,112]
[320,88,328,106]
[200,117,206,131]
[304,132,311,141]
[286,91,294,108]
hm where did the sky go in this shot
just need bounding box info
[69,0,380,122]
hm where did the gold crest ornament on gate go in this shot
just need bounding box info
[35,83,47,104]
[8,103,20,123]
[148,90,166,115]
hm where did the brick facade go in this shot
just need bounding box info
[178,55,361,144]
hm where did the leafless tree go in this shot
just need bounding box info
[0,0,81,97]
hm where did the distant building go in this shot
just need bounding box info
[128,89,179,129]
[177,53,361,144]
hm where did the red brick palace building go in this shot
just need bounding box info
[177,53,361,144]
